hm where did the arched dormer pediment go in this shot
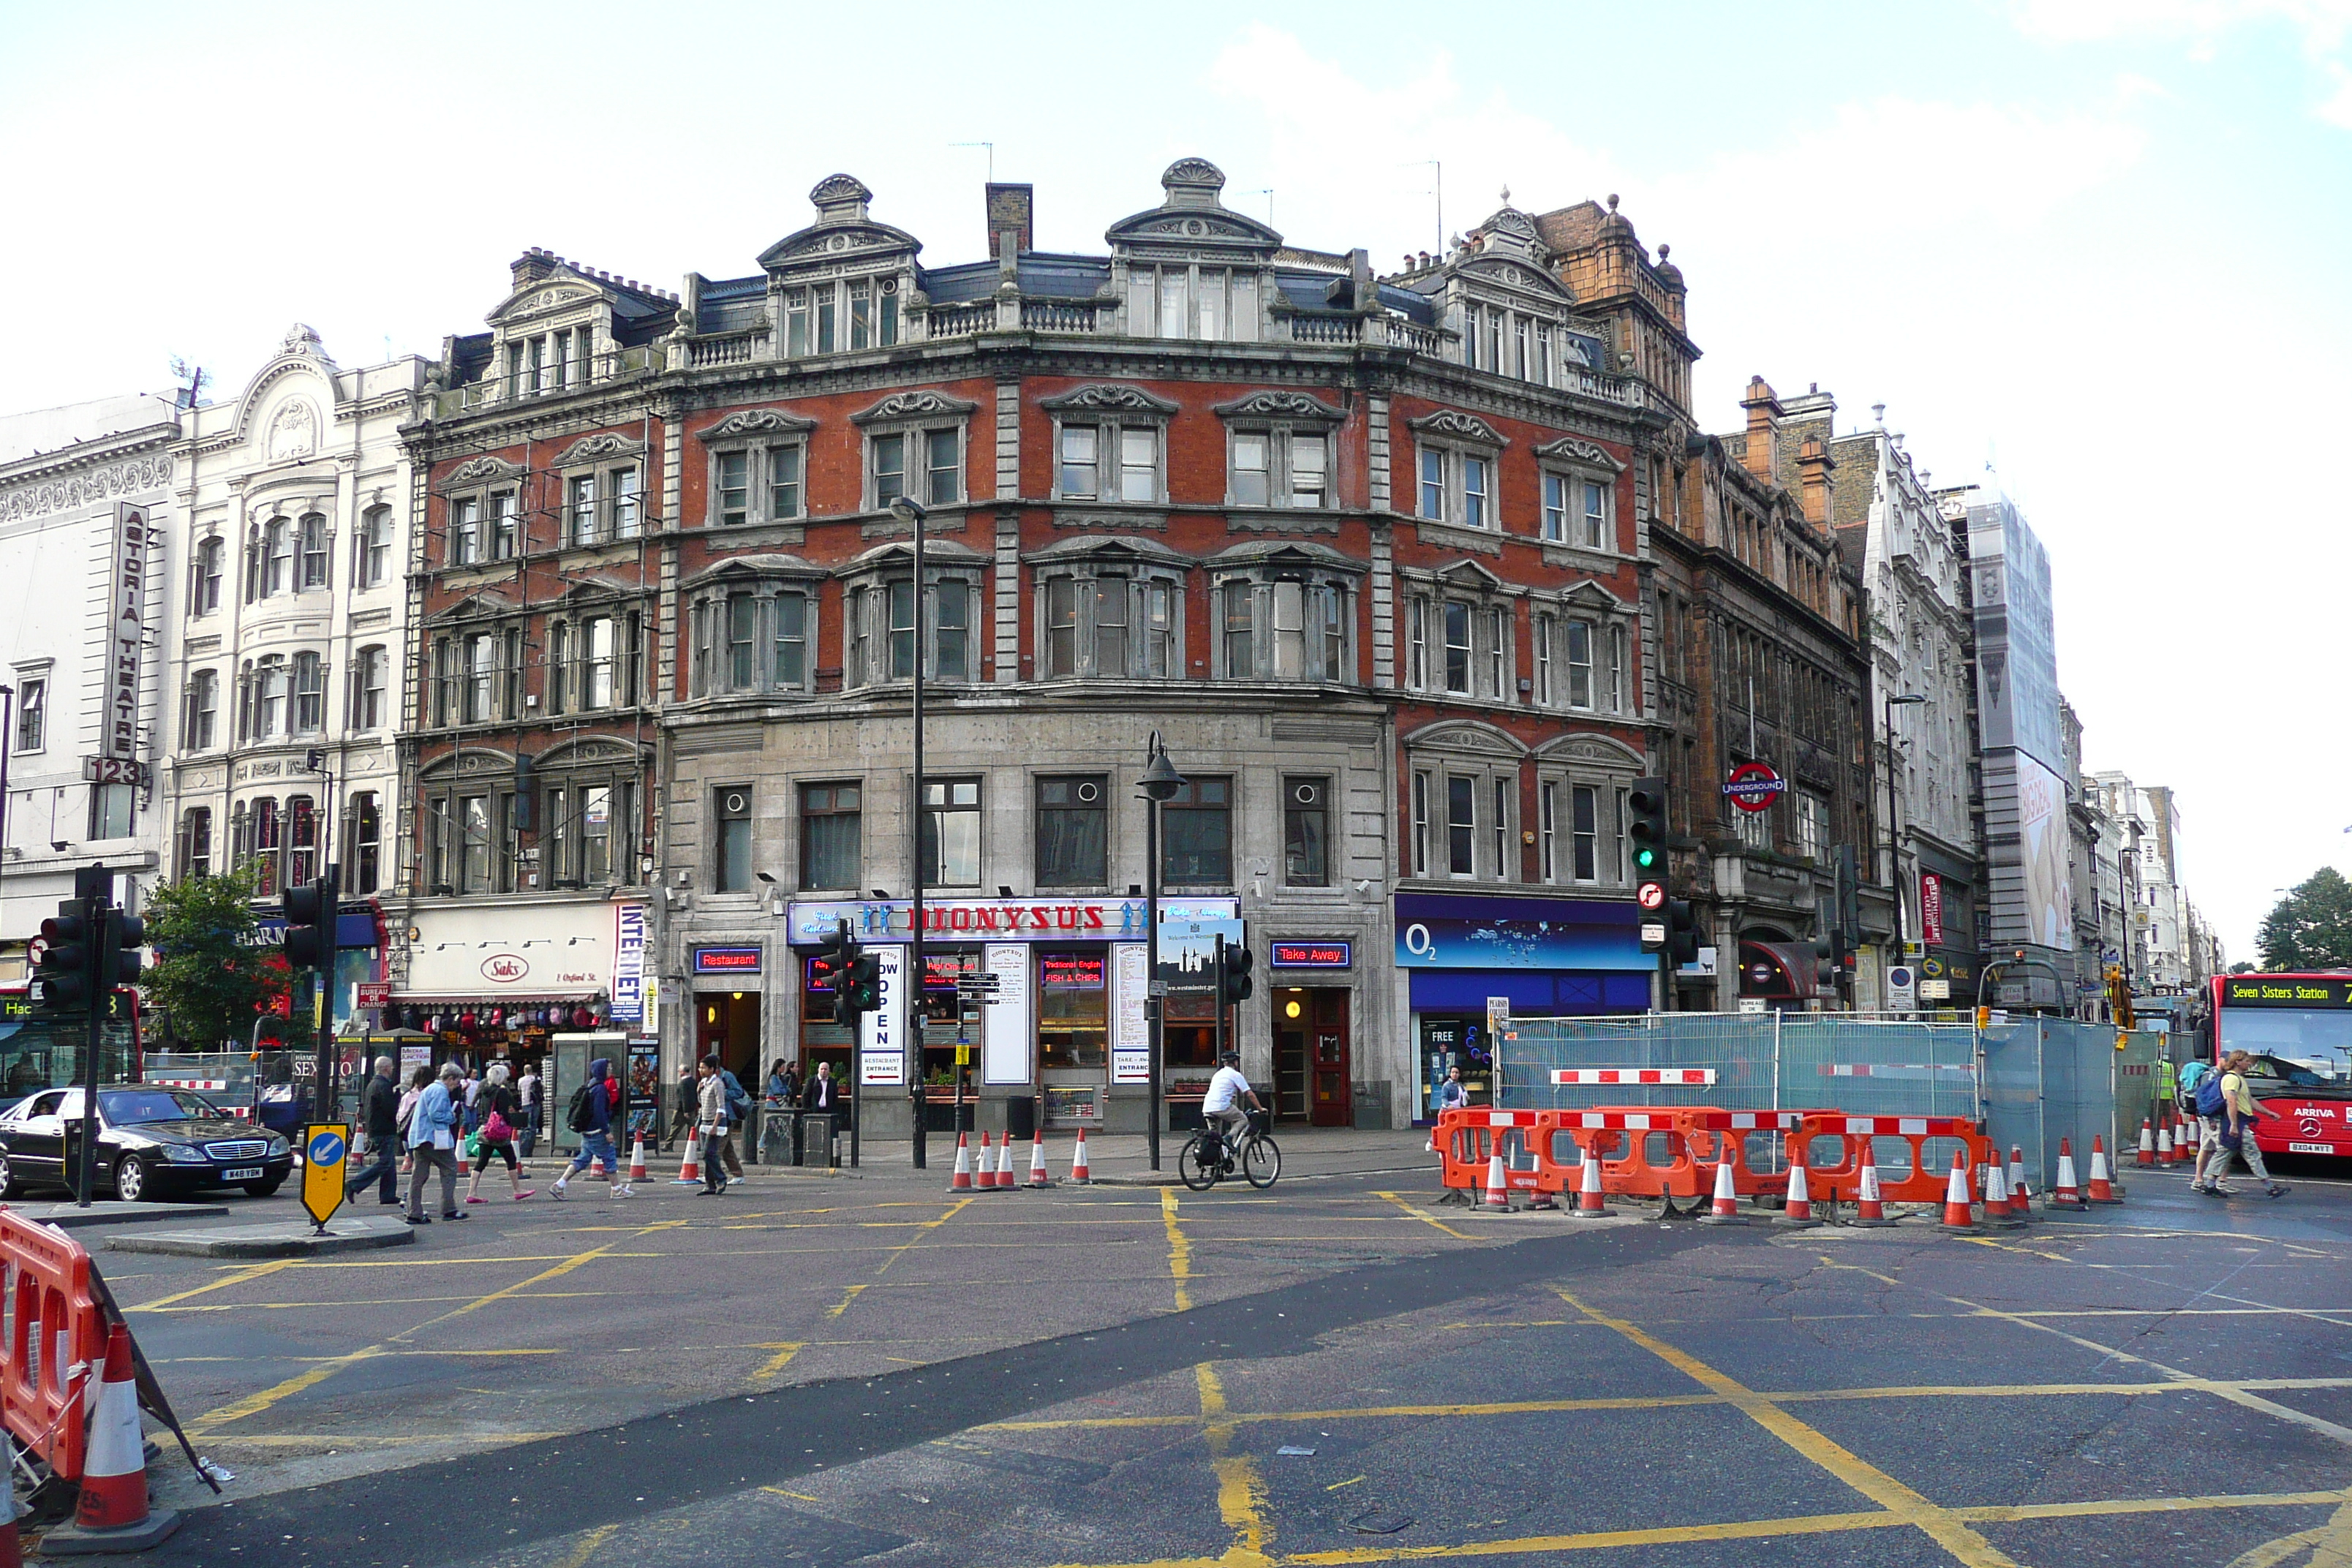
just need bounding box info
[1106,157,1282,254]
[758,173,922,273]
[1457,252,1580,307]
[219,326,337,451]
[1531,732,1647,768]
[1403,719,1530,758]
[1039,383,1181,416]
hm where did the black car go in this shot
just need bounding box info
[0,1085,294,1201]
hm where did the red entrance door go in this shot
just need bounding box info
[1306,990,1352,1127]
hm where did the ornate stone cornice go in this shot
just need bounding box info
[1533,435,1627,472]
[1211,390,1345,423]
[851,390,980,424]
[1036,384,1181,416]
[1409,408,1507,447]
[437,455,524,492]
[551,432,647,468]
[0,451,173,524]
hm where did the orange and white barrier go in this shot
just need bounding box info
[1572,1147,1607,1218]
[1550,1068,1717,1086]
[2087,1134,2121,1203]
[1776,1157,1821,1229]
[1068,1128,1091,1183]
[948,1131,973,1191]
[1026,1130,1052,1188]
[1941,1152,1976,1230]
[2050,1137,2084,1209]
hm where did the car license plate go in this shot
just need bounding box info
[2288,1142,2335,1156]
[222,1166,263,1180]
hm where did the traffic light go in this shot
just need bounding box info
[282,873,336,970]
[36,908,91,1011]
[1666,900,1700,967]
[1220,944,1255,1005]
[836,951,883,1023]
[108,909,146,989]
[1626,777,1667,879]
[815,920,862,1021]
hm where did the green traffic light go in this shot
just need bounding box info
[1634,847,1656,868]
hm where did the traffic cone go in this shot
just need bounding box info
[1068,1128,1092,1184]
[1776,1156,1822,1228]
[53,1322,181,1550]
[996,1134,1017,1190]
[2136,1118,2155,1166]
[1026,1129,1052,1188]
[2087,1134,2122,1203]
[673,1134,703,1186]
[1484,1150,1512,1210]
[627,1134,649,1184]
[2007,1147,2034,1221]
[948,1131,973,1191]
[2050,1137,2086,1209]
[1700,1156,1749,1226]
[1852,1150,1893,1226]
[975,1131,997,1189]
[1982,1160,2021,1229]
[1572,1147,1608,1218]
[2155,1121,2174,1165]
[1941,1151,1976,1230]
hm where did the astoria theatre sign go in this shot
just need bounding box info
[105,501,154,762]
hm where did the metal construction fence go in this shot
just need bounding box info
[1497,1014,2168,1189]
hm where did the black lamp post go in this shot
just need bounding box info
[890,494,929,1169]
[1883,692,1927,1004]
[1137,734,1184,1172]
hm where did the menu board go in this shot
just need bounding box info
[1112,943,1150,1084]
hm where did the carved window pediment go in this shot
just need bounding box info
[1409,408,1507,448]
[1212,390,1345,423]
[1039,384,1181,416]
[439,455,524,492]
[552,432,648,469]
[698,408,818,442]
[1534,436,1627,473]
[851,390,979,425]
[1408,722,1528,757]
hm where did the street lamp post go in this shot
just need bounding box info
[890,495,930,1169]
[1883,693,1928,1005]
[1138,736,1184,1172]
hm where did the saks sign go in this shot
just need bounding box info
[788,897,1237,946]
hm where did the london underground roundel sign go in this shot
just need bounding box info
[1722,761,1785,814]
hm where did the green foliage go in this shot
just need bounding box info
[2257,867,2352,972]
[140,864,301,1050]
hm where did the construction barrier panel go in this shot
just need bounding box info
[1436,1109,1547,1197]
[0,1210,108,1483]
[1786,1114,1994,1207]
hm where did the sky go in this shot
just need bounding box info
[4,0,2345,957]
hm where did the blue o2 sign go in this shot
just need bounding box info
[1270,941,1352,969]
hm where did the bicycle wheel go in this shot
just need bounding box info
[1178,1137,1221,1192]
[1242,1133,1282,1188]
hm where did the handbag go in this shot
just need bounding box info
[482,1109,512,1143]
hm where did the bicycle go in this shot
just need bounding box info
[1177,1108,1281,1191]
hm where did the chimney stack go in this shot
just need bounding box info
[986,182,1033,256]
[1796,437,1834,528]
[1738,376,1784,485]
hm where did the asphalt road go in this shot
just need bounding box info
[49,1139,2352,1567]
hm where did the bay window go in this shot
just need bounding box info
[1215,574,1353,682]
[841,570,984,687]
[1036,564,1182,680]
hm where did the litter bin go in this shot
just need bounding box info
[760,1109,795,1167]
[1005,1094,1036,1142]
[802,1112,836,1168]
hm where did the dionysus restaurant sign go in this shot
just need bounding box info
[786,896,1237,946]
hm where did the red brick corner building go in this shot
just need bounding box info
[396,160,1709,1137]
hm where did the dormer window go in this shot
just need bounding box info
[782,277,900,358]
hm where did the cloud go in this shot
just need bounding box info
[2010,0,2352,127]
[2323,60,2352,124]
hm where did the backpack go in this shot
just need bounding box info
[565,1082,598,1133]
[2175,1060,2209,1115]
[2194,1070,2228,1117]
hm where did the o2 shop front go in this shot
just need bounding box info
[1395,890,1652,1120]
[785,894,1238,1137]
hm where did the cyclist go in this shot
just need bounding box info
[1201,1049,1262,1169]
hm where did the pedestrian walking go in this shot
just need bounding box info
[2197,1050,2290,1199]
[342,1056,403,1205]
[717,1062,750,1177]
[668,1066,698,1153]
[517,1063,543,1164]
[462,1067,485,1134]
[464,1064,534,1203]
[396,1063,429,1177]
[406,1063,468,1225]
[1436,1064,1469,1114]
[696,1054,731,1196]
[551,1056,632,1199]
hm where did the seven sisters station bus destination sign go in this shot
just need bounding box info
[1723,762,1787,814]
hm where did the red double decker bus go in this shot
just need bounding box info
[0,985,142,1106]
[2210,973,2352,1159]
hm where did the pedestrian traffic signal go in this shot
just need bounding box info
[1220,945,1255,1005]
[108,909,146,988]
[1667,900,1701,967]
[36,908,91,1011]
[282,872,337,970]
[1626,777,1667,877]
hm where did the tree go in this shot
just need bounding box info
[2256,868,2352,972]
[140,865,301,1050]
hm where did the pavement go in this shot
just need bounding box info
[34,1136,2352,1566]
